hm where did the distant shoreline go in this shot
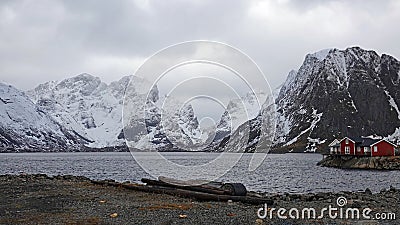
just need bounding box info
[318,155,400,170]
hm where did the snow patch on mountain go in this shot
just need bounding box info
[387,128,400,145]
[384,90,400,120]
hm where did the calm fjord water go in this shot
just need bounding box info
[1,152,399,193]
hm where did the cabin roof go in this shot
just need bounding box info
[341,136,396,147]
[328,139,340,147]
[371,139,398,148]
[346,136,365,143]
[357,138,380,147]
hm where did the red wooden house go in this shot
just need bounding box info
[329,137,397,157]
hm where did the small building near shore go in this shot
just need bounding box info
[328,137,397,157]
[328,139,340,154]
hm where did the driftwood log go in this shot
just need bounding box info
[92,178,273,205]
[141,178,229,195]
[143,177,247,196]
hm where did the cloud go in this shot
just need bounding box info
[0,0,399,91]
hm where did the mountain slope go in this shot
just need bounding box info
[0,83,80,152]
[27,74,129,148]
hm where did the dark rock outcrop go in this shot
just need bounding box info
[318,155,400,170]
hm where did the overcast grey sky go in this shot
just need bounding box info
[1,0,400,90]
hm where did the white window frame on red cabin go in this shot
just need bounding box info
[345,146,350,154]
[373,146,378,153]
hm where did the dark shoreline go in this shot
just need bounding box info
[318,155,400,170]
[1,174,398,224]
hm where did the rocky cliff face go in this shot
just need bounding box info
[273,47,400,152]
[0,83,80,152]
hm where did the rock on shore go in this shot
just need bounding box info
[318,155,400,170]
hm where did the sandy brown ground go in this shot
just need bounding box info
[0,174,398,225]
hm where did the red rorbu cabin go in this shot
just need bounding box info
[329,137,396,157]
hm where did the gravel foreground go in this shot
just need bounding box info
[0,174,398,225]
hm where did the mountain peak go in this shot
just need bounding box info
[308,48,332,61]
[75,73,97,79]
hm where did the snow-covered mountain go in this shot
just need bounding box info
[211,93,276,152]
[0,83,80,152]
[25,73,270,152]
[123,80,208,151]
[273,47,400,152]
[28,74,206,151]
[208,90,270,150]
[137,102,208,151]
[3,46,400,153]
[214,47,400,153]
[27,74,129,148]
